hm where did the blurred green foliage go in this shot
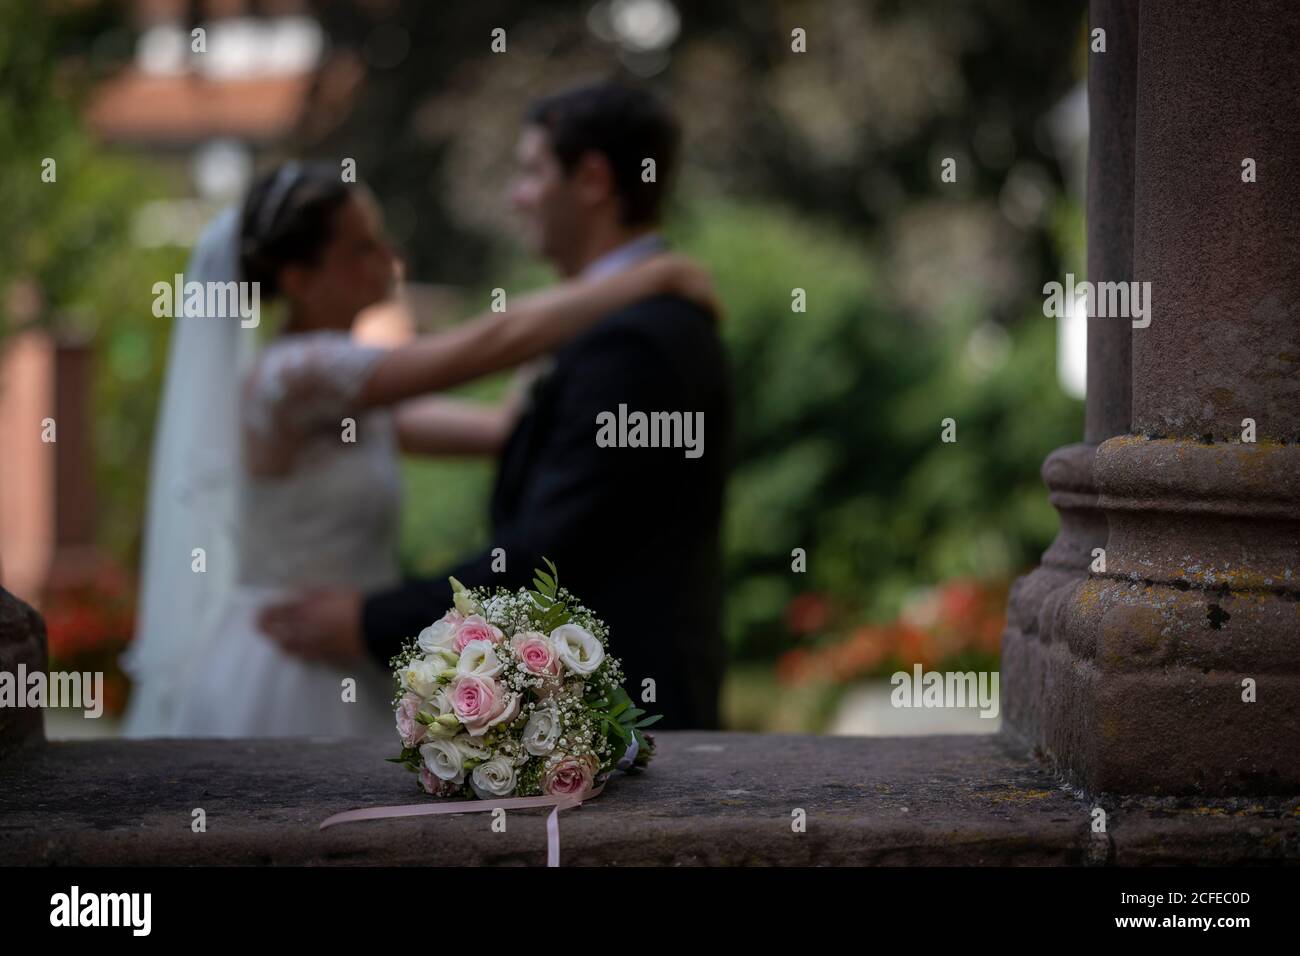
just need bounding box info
[397,377,504,577]
[698,198,1082,660]
[0,1,184,562]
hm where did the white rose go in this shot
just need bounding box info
[523,707,561,756]
[551,623,604,676]
[453,735,492,776]
[470,757,518,798]
[457,639,503,678]
[420,737,465,784]
[428,687,453,716]
[417,615,460,654]
[400,658,442,698]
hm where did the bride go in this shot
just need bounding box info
[121,161,715,738]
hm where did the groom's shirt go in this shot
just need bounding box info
[361,239,733,730]
[582,232,666,278]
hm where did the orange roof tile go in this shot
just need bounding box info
[85,67,312,144]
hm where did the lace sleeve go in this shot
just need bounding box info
[245,333,387,442]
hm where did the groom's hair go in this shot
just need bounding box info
[526,81,680,226]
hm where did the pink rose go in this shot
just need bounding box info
[419,765,457,797]
[511,631,561,677]
[396,692,428,747]
[542,754,598,796]
[453,614,504,653]
[449,674,520,736]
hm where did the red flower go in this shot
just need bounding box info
[775,647,813,686]
[39,574,137,716]
[785,592,831,636]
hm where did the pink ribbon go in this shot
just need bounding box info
[319,783,605,867]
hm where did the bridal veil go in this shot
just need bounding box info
[120,207,254,736]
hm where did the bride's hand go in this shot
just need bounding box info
[650,253,722,319]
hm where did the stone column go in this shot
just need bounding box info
[1000,0,1137,750]
[0,588,46,756]
[1051,0,1300,794]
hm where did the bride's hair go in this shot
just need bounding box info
[239,161,356,299]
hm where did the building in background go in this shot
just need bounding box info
[86,0,330,243]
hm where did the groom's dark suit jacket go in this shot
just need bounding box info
[362,295,732,729]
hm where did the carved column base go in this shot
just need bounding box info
[1000,442,1106,749]
[1047,436,1300,795]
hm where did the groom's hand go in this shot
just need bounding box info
[258,588,365,666]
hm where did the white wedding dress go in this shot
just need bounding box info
[123,209,401,739]
[123,321,403,738]
[163,332,402,737]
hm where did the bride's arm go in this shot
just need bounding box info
[356,253,716,410]
[395,393,521,456]
[396,362,541,456]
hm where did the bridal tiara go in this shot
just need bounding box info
[256,161,303,239]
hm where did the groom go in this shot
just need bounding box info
[261,81,732,730]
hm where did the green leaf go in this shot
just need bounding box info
[633,714,664,729]
[530,560,560,604]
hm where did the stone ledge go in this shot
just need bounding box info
[1,731,1296,865]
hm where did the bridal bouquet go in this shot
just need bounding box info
[388,561,659,799]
